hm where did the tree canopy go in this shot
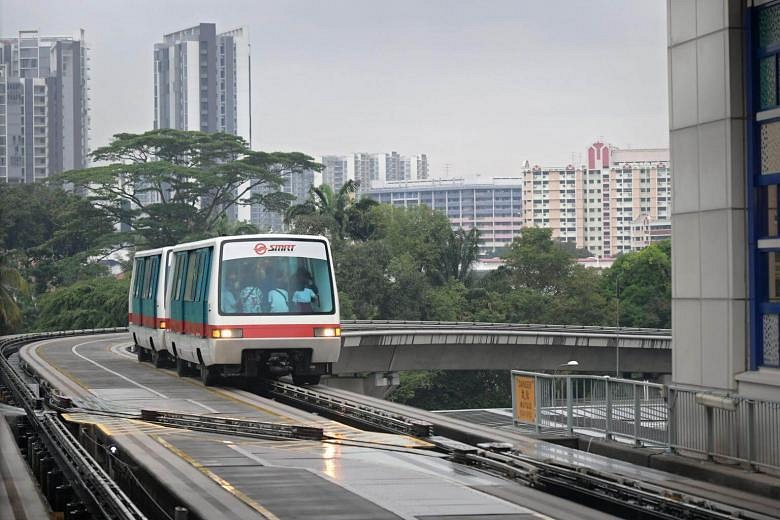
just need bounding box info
[54,129,320,248]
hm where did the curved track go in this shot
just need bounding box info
[13,331,618,520]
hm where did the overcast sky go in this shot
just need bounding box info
[1,0,668,179]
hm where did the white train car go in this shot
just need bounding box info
[162,234,341,385]
[128,246,174,367]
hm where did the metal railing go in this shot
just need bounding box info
[511,370,780,472]
[668,386,780,472]
[512,371,667,446]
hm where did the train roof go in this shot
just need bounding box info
[170,234,330,253]
[134,245,174,258]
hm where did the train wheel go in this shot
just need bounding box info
[151,349,168,368]
[200,364,220,386]
[292,374,321,386]
[136,346,151,362]
[176,356,191,377]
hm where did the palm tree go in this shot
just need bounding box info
[0,254,29,332]
[285,180,364,239]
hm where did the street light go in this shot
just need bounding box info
[559,360,579,368]
[615,275,621,378]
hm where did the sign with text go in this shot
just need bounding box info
[513,375,536,424]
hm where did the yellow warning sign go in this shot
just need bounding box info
[513,375,536,423]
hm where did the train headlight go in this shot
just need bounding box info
[159,321,167,329]
[211,328,243,339]
[314,327,341,337]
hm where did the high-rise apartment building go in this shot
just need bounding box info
[522,142,670,257]
[250,169,316,231]
[320,155,352,189]
[364,178,523,255]
[154,23,250,141]
[0,30,89,183]
[321,152,429,191]
[154,23,251,220]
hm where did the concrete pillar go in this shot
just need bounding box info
[668,0,747,390]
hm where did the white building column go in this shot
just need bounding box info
[668,0,747,390]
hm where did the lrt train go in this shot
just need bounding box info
[128,235,341,386]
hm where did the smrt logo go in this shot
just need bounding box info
[253,243,267,255]
[269,244,296,252]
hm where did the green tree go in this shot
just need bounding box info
[502,228,575,294]
[55,129,319,248]
[389,370,510,410]
[0,254,28,333]
[333,240,392,319]
[0,183,115,293]
[34,277,130,331]
[440,227,480,284]
[370,204,455,285]
[285,180,380,240]
[602,241,671,329]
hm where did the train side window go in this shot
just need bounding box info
[194,248,211,302]
[141,257,154,299]
[183,251,200,301]
[172,253,187,301]
[148,256,160,300]
[133,258,145,298]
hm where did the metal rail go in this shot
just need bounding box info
[0,329,147,520]
[300,386,772,520]
[461,446,776,520]
[139,409,324,441]
[259,379,434,437]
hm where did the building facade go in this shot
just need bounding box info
[0,30,89,183]
[321,152,429,191]
[154,23,251,220]
[363,178,523,255]
[521,143,670,258]
[154,23,250,140]
[250,169,316,231]
[668,0,778,400]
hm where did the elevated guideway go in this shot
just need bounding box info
[2,330,774,520]
[7,332,617,520]
[337,321,671,374]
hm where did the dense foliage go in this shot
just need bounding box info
[54,129,320,248]
[284,186,671,409]
[34,277,130,331]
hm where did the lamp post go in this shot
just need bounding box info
[615,275,621,378]
[558,360,579,371]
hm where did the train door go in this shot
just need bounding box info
[131,258,145,323]
[169,252,188,334]
[182,248,211,337]
[141,255,160,326]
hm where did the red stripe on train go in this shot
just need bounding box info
[128,313,166,329]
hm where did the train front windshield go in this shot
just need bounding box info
[219,239,335,315]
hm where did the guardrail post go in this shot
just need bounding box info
[633,383,641,446]
[175,506,189,520]
[706,406,715,461]
[746,401,757,472]
[566,376,573,434]
[667,386,676,453]
[605,377,613,441]
[534,374,541,433]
